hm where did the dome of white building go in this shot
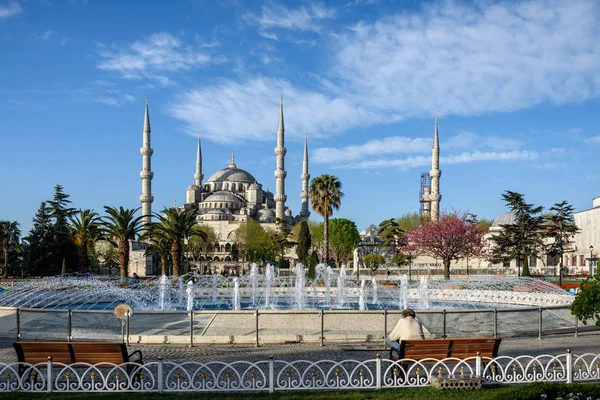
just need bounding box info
[492,211,517,227]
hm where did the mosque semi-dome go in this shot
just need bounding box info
[492,211,517,227]
[187,184,201,191]
[203,191,244,204]
[206,167,256,184]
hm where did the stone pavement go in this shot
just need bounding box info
[1,331,598,364]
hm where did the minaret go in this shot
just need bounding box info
[300,133,310,220]
[194,133,203,186]
[429,116,442,221]
[274,95,287,224]
[140,96,154,234]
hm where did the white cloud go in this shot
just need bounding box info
[333,0,600,117]
[168,0,600,143]
[34,31,73,45]
[168,77,384,144]
[0,2,22,19]
[336,150,538,170]
[97,32,216,83]
[445,131,522,151]
[243,2,335,34]
[313,137,431,164]
[76,81,135,107]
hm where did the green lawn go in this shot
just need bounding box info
[1,383,600,400]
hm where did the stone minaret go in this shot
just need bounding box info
[300,133,310,220]
[140,96,154,234]
[274,95,287,223]
[429,116,442,221]
[194,133,203,186]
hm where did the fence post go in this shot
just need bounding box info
[320,310,324,347]
[255,310,259,348]
[383,310,388,345]
[157,356,164,393]
[538,307,543,340]
[475,352,481,378]
[16,308,20,342]
[47,356,53,393]
[126,310,131,346]
[189,312,194,348]
[67,310,72,342]
[493,308,498,338]
[566,349,573,383]
[442,310,447,339]
[574,317,579,337]
[268,356,274,393]
[376,353,382,389]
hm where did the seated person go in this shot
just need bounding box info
[386,309,424,357]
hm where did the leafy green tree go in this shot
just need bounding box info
[101,206,144,283]
[189,224,216,261]
[141,228,171,276]
[234,220,277,264]
[363,254,385,273]
[68,209,103,273]
[0,220,21,278]
[328,218,361,267]
[307,250,319,280]
[296,220,312,267]
[48,185,77,272]
[395,212,427,231]
[309,174,344,265]
[151,208,208,277]
[490,191,544,277]
[23,202,57,276]
[545,201,579,275]
[571,276,600,326]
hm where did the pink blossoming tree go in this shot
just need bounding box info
[405,212,485,279]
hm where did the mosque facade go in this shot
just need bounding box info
[130,97,309,275]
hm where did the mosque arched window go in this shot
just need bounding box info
[571,255,577,266]
[225,243,231,252]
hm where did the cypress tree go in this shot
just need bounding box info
[296,221,311,267]
[24,202,58,276]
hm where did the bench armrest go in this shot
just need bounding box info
[127,349,143,364]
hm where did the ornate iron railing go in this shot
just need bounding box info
[1,351,599,392]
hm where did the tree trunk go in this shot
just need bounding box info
[161,254,168,276]
[172,241,182,277]
[118,240,130,283]
[77,244,89,273]
[323,214,329,265]
[443,259,451,279]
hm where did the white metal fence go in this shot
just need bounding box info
[1,352,599,393]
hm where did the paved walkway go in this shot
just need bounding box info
[1,331,598,364]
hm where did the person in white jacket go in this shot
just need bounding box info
[386,309,424,356]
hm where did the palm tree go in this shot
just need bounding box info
[68,209,103,273]
[152,208,207,277]
[101,206,144,283]
[0,221,21,279]
[309,174,344,265]
[140,228,171,276]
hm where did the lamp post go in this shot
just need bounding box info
[590,245,594,276]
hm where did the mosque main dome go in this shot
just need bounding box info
[206,167,256,184]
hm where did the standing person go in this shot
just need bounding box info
[386,309,424,357]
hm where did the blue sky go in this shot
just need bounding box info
[1,0,600,235]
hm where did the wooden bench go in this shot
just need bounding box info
[13,342,143,375]
[390,338,502,362]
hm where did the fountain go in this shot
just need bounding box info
[399,274,408,310]
[418,276,430,310]
[158,275,168,310]
[0,265,574,312]
[359,279,366,311]
[294,264,306,310]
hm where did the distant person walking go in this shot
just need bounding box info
[386,309,424,356]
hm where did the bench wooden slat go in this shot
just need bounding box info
[395,337,502,361]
